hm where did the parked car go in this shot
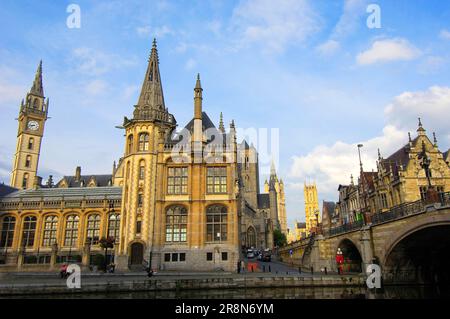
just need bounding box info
[246,249,255,259]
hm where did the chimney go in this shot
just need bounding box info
[75,166,81,181]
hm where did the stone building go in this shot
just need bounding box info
[324,120,450,229]
[304,183,320,234]
[0,40,285,272]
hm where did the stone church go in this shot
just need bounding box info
[0,40,286,272]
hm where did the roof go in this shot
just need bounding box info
[0,184,18,198]
[296,222,306,229]
[360,171,377,192]
[0,186,122,201]
[57,175,113,188]
[166,112,228,145]
[258,193,270,209]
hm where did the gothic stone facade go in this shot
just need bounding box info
[0,40,284,272]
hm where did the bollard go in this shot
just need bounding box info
[299,267,302,274]
[310,266,314,275]
[324,267,328,275]
[269,266,271,272]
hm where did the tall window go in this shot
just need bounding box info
[86,214,100,245]
[137,191,144,208]
[437,186,445,202]
[28,138,34,150]
[420,186,427,201]
[42,216,58,246]
[22,216,37,247]
[139,161,145,180]
[167,167,188,195]
[206,205,228,242]
[380,193,388,209]
[108,214,120,242]
[138,133,149,151]
[165,206,187,242]
[64,215,79,247]
[206,167,227,194]
[127,135,134,153]
[22,173,29,189]
[25,155,32,168]
[0,216,16,248]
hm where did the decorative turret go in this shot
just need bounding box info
[219,112,225,133]
[417,117,426,136]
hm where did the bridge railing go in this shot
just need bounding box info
[324,191,450,237]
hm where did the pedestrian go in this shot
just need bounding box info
[237,261,241,273]
[60,263,68,279]
[240,260,245,273]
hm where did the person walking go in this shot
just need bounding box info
[60,263,68,279]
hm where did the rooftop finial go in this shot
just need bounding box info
[408,132,412,142]
[378,148,382,160]
[433,132,438,146]
[417,117,426,135]
[418,117,422,127]
[153,38,157,48]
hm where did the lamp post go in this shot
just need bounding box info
[314,209,320,234]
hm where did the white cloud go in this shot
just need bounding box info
[316,40,340,56]
[0,66,26,106]
[418,56,447,75]
[439,29,450,40]
[385,86,450,140]
[72,48,137,76]
[136,25,174,38]
[356,38,421,65]
[231,0,322,53]
[289,125,406,197]
[185,58,197,71]
[123,85,140,100]
[85,80,108,96]
[332,0,368,38]
[289,86,450,202]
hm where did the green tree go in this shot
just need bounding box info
[273,229,287,247]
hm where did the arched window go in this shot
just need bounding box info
[206,205,228,242]
[22,173,29,189]
[64,215,79,247]
[138,133,149,151]
[28,138,34,150]
[22,216,37,247]
[108,213,120,242]
[165,206,187,242]
[139,161,145,180]
[25,155,32,168]
[33,98,38,109]
[127,135,134,154]
[42,216,58,246]
[86,214,100,245]
[0,216,16,248]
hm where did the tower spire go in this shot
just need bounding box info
[135,38,166,118]
[30,60,44,97]
[219,112,225,133]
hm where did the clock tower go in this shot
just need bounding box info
[10,61,49,190]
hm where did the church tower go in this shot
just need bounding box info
[304,182,320,234]
[116,39,176,270]
[10,61,49,189]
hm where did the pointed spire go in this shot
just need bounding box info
[30,60,44,97]
[270,160,277,176]
[135,38,166,116]
[408,132,412,143]
[194,73,203,120]
[219,112,225,133]
[378,148,382,160]
[195,73,202,89]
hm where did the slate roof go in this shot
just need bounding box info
[57,175,113,188]
[257,193,270,209]
[166,112,228,145]
[0,184,18,198]
[0,186,122,201]
[360,171,377,193]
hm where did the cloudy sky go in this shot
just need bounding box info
[1,0,449,229]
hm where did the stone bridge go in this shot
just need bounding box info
[280,193,450,284]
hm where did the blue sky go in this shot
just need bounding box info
[1,0,450,229]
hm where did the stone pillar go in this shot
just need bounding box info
[359,227,374,272]
[50,243,58,270]
[82,243,91,269]
[17,248,24,270]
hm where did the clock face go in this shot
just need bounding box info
[27,121,39,131]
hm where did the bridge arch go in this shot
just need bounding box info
[335,238,363,273]
[382,218,450,284]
